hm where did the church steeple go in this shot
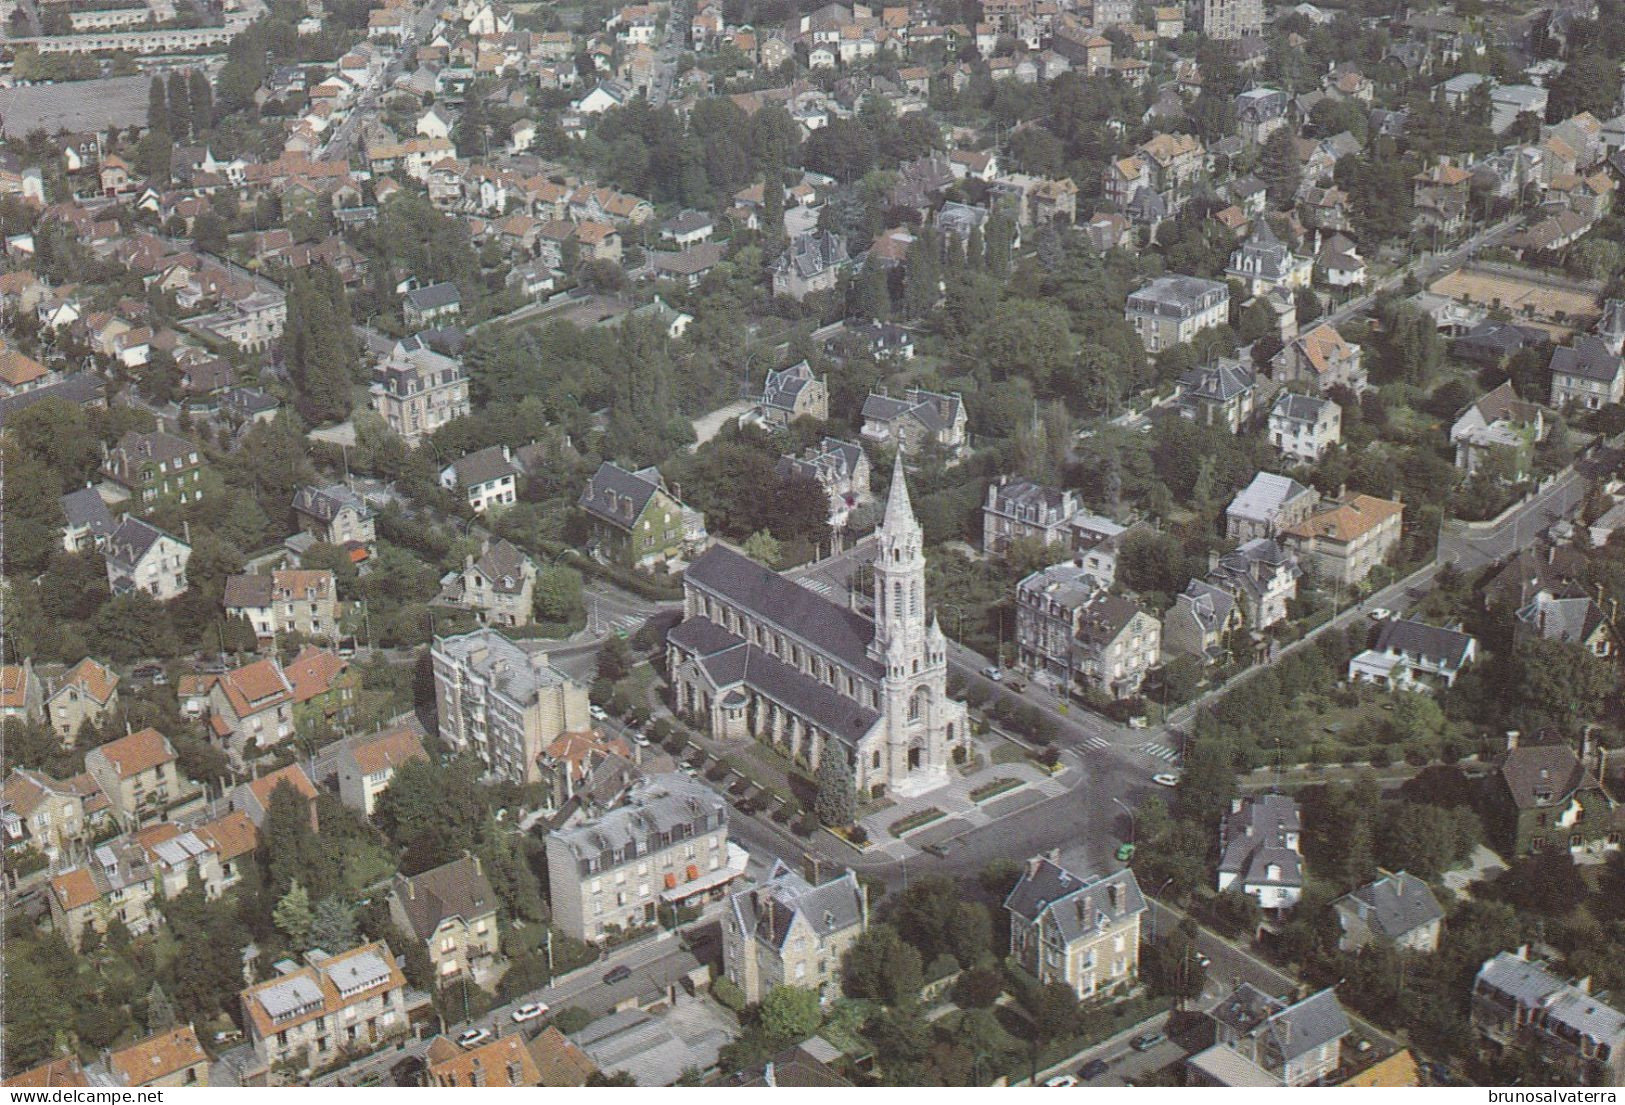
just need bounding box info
[869,455,926,667]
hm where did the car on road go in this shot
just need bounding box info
[1115,843,1135,863]
[1193,952,1211,968]
[1043,1075,1078,1087]
[511,1002,549,1023]
[983,666,1002,681]
[457,1028,492,1048]
[1078,1059,1110,1080]
[1005,675,1027,693]
[589,704,608,720]
[604,964,632,985]
[1130,1031,1166,1052]
[1152,773,1179,787]
[1368,608,1393,621]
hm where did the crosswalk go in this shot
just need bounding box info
[1081,736,1111,752]
[798,577,839,598]
[1137,741,1182,764]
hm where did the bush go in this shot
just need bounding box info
[711,975,747,1012]
[651,718,673,741]
[551,1007,593,1034]
[1039,747,1060,768]
[952,966,1003,1008]
[794,813,818,837]
[848,824,869,845]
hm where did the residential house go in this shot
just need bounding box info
[1,660,44,725]
[232,763,319,832]
[982,477,1081,554]
[48,840,159,945]
[440,445,520,514]
[46,658,119,743]
[1066,592,1162,700]
[1273,323,1367,394]
[1226,221,1312,296]
[389,854,501,985]
[437,538,537,628]
[1188,985,1349,1087]
[425,1034,540,1088]
[292,484,377,553]
[1332,870,1444,953]
[335,725,429,817]
[1413,160,1472,236]
[1453,321,1548,368]
[1548,335,1623,410]
[776,438,871,536]
[772,231,848,301]
[1067,513,1135,586]
[722,859,868,1003]
[1515,591,1615,656]
[403,282,461,328]
[1204,0,1262,39]
[1472,948,1625,1086]
[1208,538,1301,630]
[3,767,104,874]
[223,569,339,644]
[1005,856,1145,1001]
[1234,88,1290,145]
[1226,472,1320,541]
[747,360,825,425]
[431,628,591,785]
[1269,393,1341,463]
[106,1025,209,1088]
[1451,381,1546,477]
[1162,581,1244,665]
[535,729,634,814]
[102,430,207,512]
[1280,493,1403,587]
[239,943,409,1080]
[84,728,191,829]
[207,657,294,758]
[859,388,968,457]
[1348,618,1477,691]
[527,1026,599,1087]
[544,772,743,941]
[1217,793,1305,911]
[577,461,700,569]
[1124,275,1229,353]
[1177,359,1257,433]
[60,487,116,554]
[1485,735,1617,858]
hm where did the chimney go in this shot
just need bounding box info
[471,853,482,876]
[1506,730,1520,751]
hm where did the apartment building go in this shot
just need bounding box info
[369,336,472,445]
[239,943,409,1081]
[102,430,207,511]
[223,569,339,644]
[84,728,193,829]
[1280,494,1404,588]
[431,628,591,785]
[1472,948,1625,1086]
[1005,856,1145,1001]
[982,477,1081,554]
[544,773,744,941]
[1268,393,1342,463]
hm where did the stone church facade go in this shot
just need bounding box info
[667,459,968,798]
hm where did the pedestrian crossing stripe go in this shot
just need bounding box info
[1137,742,1181,762]
[1082,736,1110,751]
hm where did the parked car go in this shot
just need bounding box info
[1115,843,1136,863]
[1368,608,1393,621]
[457,1028,492,1048]
[1130,1031,1166,1052]
[1078,1059,1110,1080]
[589,704,608,720]
[1043,1075,1078,1087]
[511,1002,549,1023]
[603,964,632,985]
[982,666,1002,682]
[1152,773,1179,787]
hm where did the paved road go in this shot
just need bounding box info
[1438,460,1598,570]
[1323,213,1524,331]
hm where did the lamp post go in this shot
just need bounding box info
[1149,876,1175,942]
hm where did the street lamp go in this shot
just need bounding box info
[1112,797,1136,846]
[1149,876,1175,942]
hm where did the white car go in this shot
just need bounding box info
[634,733,651,747]
[1044,1075,1079,1087]
[1368,608,1393,621]
[983,666,1002,682]
[1152,773,1180,787]
[457,1028,493,1048]
[589,704,608,720]
[511,1002,550,1024]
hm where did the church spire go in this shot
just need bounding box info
[882,452,917,535]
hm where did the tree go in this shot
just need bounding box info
[945,901,993,967]
[760,985,822,1043]
[597,634,634,682]
[742,529,782,565]
[842,924,922,1005]
[1258,129,1301,208]
[310,896,357,951]
[166,70,192,142]
[148,74,168,134]
[533,563,585,624]
[814,746,856,827]
[145,982,178,1032]
[188,68,213,133]
[1505,638,1615,730]
[274,881,314,945]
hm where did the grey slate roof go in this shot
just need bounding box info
[1271,392,1335,425]
[683,544,882,678]
[404,281,461,313]
[391,854,498,940]
[294,483,376,524]
[578,461,666,531]
[729,859,864,952]
[1265,988,1350,1061]
[549,772,725,866]
[1004,857,1146,940]
[105,517,184,572]
[1476,952,1625,1050]
[1333,870,1443,940]
[1515,592,1607,646]
[1374,617,1475,670]
[61,487,115,538]
[449,445,518,488]
[1550,334,1622,382]
[473,539,532,594]
[1179,360,1254,404]
[1495,742,1599,810]
[1219,793,1303,888]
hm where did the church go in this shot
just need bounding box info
[667,458,970,799]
